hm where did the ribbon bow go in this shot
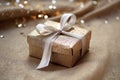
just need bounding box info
[36,13,84,69]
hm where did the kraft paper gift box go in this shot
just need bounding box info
[27,20,91,67]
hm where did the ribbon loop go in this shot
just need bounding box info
[36,24,59,36]
[60,13,76,31]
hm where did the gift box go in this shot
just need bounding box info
[27,20,91,68]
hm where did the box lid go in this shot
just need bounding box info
[27,20,91,56]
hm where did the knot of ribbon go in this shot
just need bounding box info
[36,13,84,69]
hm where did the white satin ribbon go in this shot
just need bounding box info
[36,13,84,69]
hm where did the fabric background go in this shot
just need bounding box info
[0,0,120,80]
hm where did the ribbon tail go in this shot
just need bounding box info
[81,37,86,56]
[36,33,58,69]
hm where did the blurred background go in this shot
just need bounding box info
[0,0,120,80]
